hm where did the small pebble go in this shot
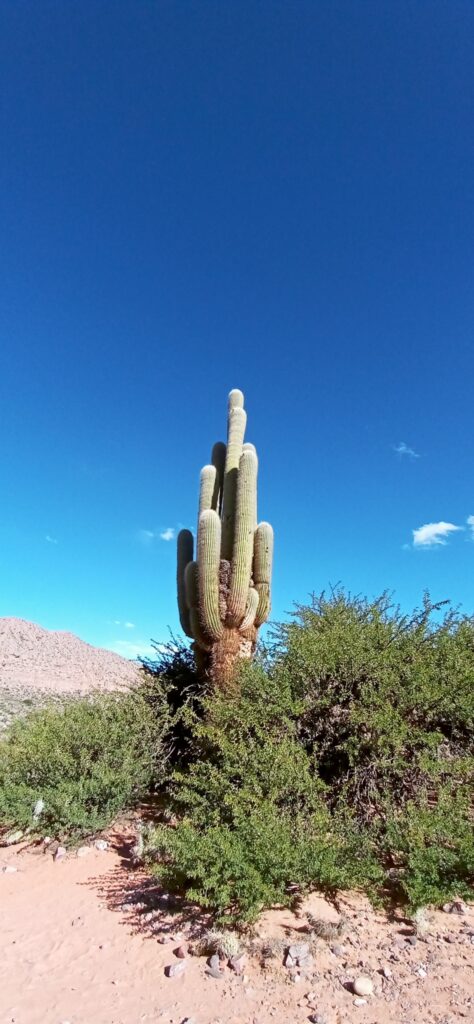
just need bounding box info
[353,997,367,1007]
[95,839,108,851]
[309,1015,327,1024]
[54,846,67,861]
[284,953,295,969]
[166,961,187,978]
[76,846,91,857]
[291,973,302,984]
[229,954,246,974]
[1,865,18,874]
[208,953,220,970]
[416,966,427,978]
[382,966,393,979]
[353,976,374,997]
[175,943,188,958]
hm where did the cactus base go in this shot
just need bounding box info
[194,626,257,690]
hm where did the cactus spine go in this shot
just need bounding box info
[176,389,274,688]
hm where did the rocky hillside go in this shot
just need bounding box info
[0,618,142,731]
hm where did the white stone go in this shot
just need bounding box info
[353,997,367,1006]
[353,976,374,997]
[1,864,18,873]
[76,845,91,857]
[95,839,108,851]
[54,846,67,861]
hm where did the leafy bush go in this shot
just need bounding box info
[0,688,169,840]
[146,592,474,922]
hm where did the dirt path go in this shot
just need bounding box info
[1,832,472,1024]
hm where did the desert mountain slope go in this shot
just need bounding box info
[0,617,141,694]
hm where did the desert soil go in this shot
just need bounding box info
[1,827,472,1024]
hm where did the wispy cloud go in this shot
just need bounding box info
[412,521,462,548]
[137,528,156,544]
[467,515,474,539]
[137,527,176,544]
[113,620,135,629]
[111,639,155,660]
[393,442,420,459]
[45,534,58,544]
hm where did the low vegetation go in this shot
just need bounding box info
[0,689,169,840]
[1,591,473,922]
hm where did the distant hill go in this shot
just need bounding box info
[0,617,141,695]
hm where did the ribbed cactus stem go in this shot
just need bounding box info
[226,449,258,626]
[211,441,226,513]
[197,509,224,641]
[253,521,274,626]
[221,402,247,559]
[199,464,217,519]
[228,388,244,409]
[177,529,194,637]
[184,560,199,610]
[190,608,212,652]
[240,587,259,631]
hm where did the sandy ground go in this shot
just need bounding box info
[1,828,472,1024]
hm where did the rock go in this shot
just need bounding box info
[76,845,91,857]
[94,839,108,851]
[416,966,427,978]
[353,997,367,1007]
[289,942,310,960]
[166,961,187,978]
[298,953,315,971]
[382,966,393,979]
[284,952,295,968]
[309,1016,326,1024]
[5,829,23,845]
[451,900,468,915]
[182,1018,196,1024]
[208,953,220,970]
[206,966,224,980]
[407,935,417,946]
[1,864,17,873]
[442,902,453,913]
[54,846,67,861]
[331,944,346,957]
[43,837,52,846]
[229,954,246,974]
[291,973,302,984]
[175,943,188,958]
[33,798,45,818]
[353,976,374,997]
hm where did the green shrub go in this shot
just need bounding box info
[146,593,474,922]
[0,688,169,841]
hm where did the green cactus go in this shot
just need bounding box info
[176,389,274,688]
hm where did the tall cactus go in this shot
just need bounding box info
[176,389,274,688]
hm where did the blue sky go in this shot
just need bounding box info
[1,1,472,658]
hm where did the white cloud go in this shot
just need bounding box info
[160,527,175,542]
[467,515,474,539]
[412,521,462,548]
[45,534,58,544]
[393,442,420,459]
[124,621,135,629]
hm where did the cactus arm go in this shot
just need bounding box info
[190,609,212,651]
[211,441,226,513]
[177,529,194,637]
[220,390,247,559]
[197,509,224,640]
[199,464,217,519]
[253,521,274,626]
[226,449,258,626]
[240,586,259,631]
[184,560,199,611]
[228,388,244,409]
